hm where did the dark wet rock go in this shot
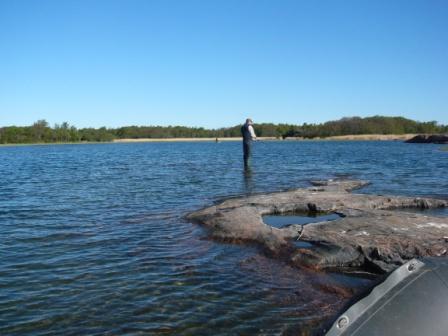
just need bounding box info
[405,134,448,144]
[187,180,448,273]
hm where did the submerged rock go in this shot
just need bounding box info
[405,134,448,144]
[186,179,448,273]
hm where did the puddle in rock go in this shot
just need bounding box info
[263,212,342,228]
[264,212,342,250]
[295,240,314,248]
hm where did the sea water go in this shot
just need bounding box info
[1,141,447,335]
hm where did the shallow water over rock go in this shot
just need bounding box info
[399,207,448,217]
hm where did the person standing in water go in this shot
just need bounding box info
[241,118,257,168]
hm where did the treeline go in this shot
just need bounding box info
[1,116,447,144]
[0,120,115,143]
[274,116,448,138]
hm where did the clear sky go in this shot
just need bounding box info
[1,0,447,129]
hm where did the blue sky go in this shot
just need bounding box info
[1,0,447,128]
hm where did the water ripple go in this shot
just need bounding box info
[0,141,446,335]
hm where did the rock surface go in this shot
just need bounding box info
[405,134,448,144]
[187,180,448,273]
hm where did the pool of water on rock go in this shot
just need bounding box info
[263,212,343,249]
[263,212,342,228]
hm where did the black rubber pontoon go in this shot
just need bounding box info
[326,257,448,336]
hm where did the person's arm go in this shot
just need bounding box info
[248,125,257,140]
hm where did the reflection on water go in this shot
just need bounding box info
[243,166,255,195]
[0,141,447,335]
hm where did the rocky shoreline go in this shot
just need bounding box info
[405,134,448,144]
[187,180,448,273]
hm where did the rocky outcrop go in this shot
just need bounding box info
[405,134,448,144]
[186,180,448,273]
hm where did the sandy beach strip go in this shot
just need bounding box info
[113,137,278,143]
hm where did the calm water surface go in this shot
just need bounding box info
[1,141,447,335]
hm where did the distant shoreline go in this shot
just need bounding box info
[0,134,421,146]
[113,134,418,142]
